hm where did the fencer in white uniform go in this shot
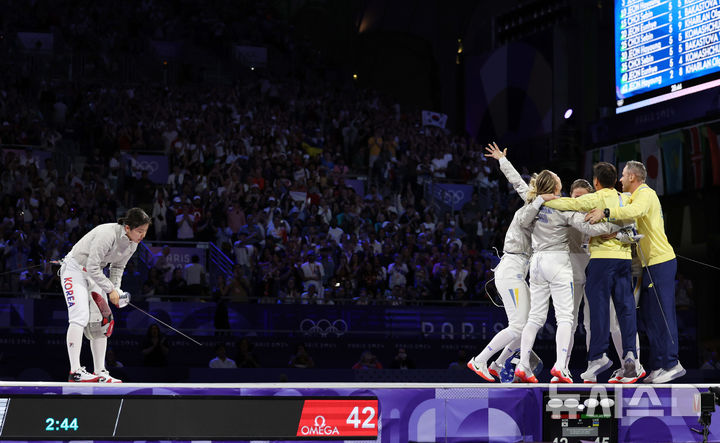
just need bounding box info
[560,180,593,380]
[61,208,150,382]
[513,171,622,383]
[468,143,536,381]
[564,181,644,383]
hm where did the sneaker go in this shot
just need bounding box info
[581,354,612,383]
[643,368,663,384]
[68,366,100,382]
[550,376,559,383]
[582,375,597,384]
[652,362,686,384]
[488,360,502,378]
[95,369,122,383]
[514,363,538,383]
[607,368,624,384]
[636,363,646,380]
[550,367,573,383]
[467,359,496,382]
[616,356,640,384]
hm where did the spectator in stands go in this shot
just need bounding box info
[221,264,250,302]
[19,258,43,298]
[289,344,315,368]
[105,347,124,369]
[184,254,207,298]
[675,273,694,310]
[233,230,255,277]
[141,324,169,367]
[167,267,188,296]
[209,344,237,368]
[278,276,302,304]
[390,347,416,369]
[176,202,196,240]
[352,350,383,370]
[235,338,261,368]
[142,267,166,300]
[151,192,169,240]
[152,245,174,283]
[300,250,324,297]
[449,349,469,370]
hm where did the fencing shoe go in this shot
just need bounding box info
[95,369,122,383]
[514,363,538,383]
[616,355,640,384]
[68,366,100,382]
[550,367,573,383]
[581,354,612,383]
[643,369,663,383]
[652,363,686,384]
[488,360,502,379]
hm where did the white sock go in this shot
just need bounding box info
[477,329,517,363]
[555,322,572,371]
[66,323,84,372]
[495,338,521,366]
[635,333,641,363]
[90,337,107,373]
[611,328,623,361]
[519,323,541,369]
[565,324,576,367]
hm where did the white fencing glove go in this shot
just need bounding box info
[118,289,131,308]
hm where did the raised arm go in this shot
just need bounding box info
[485,142,529,201]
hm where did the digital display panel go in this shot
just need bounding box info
[0,395,378,440]
[615,0,720,113]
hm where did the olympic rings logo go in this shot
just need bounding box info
[434,188,465,205]
[299,318,348,337]
[136,160,160,174]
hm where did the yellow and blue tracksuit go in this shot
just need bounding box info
[609,184,678,371]
[544,189,638,362]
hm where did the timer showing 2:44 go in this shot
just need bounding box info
[45,417,79,431]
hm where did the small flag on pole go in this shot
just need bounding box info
[422,110,448,129]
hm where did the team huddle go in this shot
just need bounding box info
[467,143,684,384]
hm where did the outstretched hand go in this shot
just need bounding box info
[585,208,605,224]
[484,142,507,160]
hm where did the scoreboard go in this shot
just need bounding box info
[615,0,720,113]
[0,395,379,440]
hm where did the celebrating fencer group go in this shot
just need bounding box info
[468,143,684,384]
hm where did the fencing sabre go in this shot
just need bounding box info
[676,255,720,271]
[0,259,61,276]
[128,301,203,346]
[633,239,675,345]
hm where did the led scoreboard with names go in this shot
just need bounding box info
[615,0,720,113]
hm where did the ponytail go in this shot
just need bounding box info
[118,207,151,229]
[526,170,558,201]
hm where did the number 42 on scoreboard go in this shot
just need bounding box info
[346,406,376,429]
